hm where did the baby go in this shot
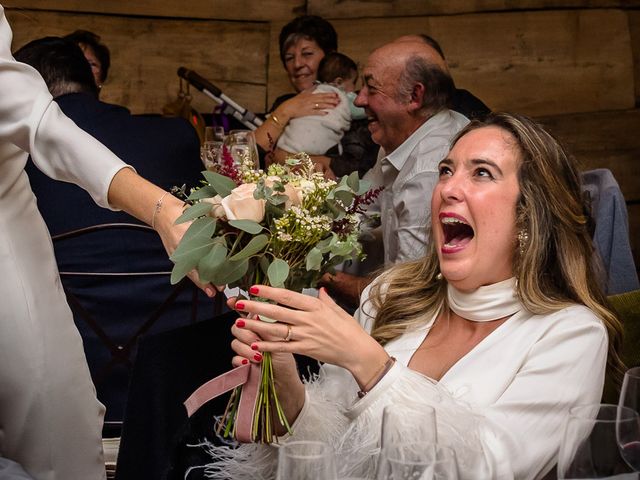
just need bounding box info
[276,52,366,156]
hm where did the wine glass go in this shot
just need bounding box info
[619,367,640,471]
[276,440,337,480]
[376,443,458,480]
[222,129,259,169]
[558,403,640,479]
[381,404,437,450]
[200,126,225,171]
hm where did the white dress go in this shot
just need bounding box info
[202,280,608,480]
[0,6,128,479]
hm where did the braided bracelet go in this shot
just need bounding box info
[151,191,170,230]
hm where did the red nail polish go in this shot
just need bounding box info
[235,302,245,310]
[236,319,245,328]
[242,359,249,365]
[249,286,260,295]
[251,343,259,351]
[254,353,263,362]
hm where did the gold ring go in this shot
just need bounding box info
[314,103,319,110]
[283,324,293,342]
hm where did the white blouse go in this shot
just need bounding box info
[202,283,608,480]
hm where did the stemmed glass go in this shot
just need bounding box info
[558,403,640,479]
[376,443,458,480]
[619,367,640,471]
[222,129,259,169]
[200,126,225,171]
[376,405,456,479]
[276,440,337,480]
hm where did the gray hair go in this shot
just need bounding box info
[395,55,454,117]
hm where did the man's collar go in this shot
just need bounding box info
[383,110,448,171]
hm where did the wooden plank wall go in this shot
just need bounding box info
[5,1,640,275]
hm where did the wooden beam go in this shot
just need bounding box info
[268,10,635,117]
[6,0,304,21]
[6,9,269,114]
[309,0,640,19]
[627,11,640,107]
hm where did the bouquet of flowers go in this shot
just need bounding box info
[171,149,381,443]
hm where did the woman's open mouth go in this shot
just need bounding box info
[440,213,474,253]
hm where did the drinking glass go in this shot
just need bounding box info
[276,440,337,480]
[376,443,458,480]
[200,126,226,171]
[222,129,259,169]
[558,404,640,479]
[381,404,437,450]
[619,367,640,471]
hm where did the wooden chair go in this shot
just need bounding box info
[52,223,223,428]
[602,289,640,403]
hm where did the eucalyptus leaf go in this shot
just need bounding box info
[210,258,249,285]
[326,199,345,220]
[202,171,237,197]
[346,171,360,192]
[187,185,218,201]
[197,242,228,283]
[316,236,333,253]
[228,219,263,234]
[268,194,287,206]
[267,258,289,287]
[305,247,323,271]
[230,234,269,261]
[334,190,354,207]
[170,231,215,263]
[357,178,372,196]
[175,202,214,224]
[170,260,197,285]
[178,217,216,246]
[259,256,270,276]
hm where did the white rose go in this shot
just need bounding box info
[299,179,315,193]
[201,195,225,219]
[221,183,266,222]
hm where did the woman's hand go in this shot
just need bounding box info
[228,296,305,428]
[231,285,389,389]
[276,88,340,122]
[154,193,218,297]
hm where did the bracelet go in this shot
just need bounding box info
[151,191,170,230]
[270,114,284,128]
[357,356,396,399]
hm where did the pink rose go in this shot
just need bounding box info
[202,195,226,219]
[265,176,303,208]
[221,183,265,222]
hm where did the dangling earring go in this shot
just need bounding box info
[436,272,443,280]
[517,230,529,255]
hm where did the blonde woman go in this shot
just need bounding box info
[211,113,621,479]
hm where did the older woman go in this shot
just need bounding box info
[254,16,339,157]
[212,113,621,479]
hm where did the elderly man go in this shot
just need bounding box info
[324,39,469,305]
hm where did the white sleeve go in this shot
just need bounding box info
[0,6,128,209]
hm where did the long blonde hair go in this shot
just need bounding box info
[369,112,624,381]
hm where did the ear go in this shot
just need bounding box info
[334,76,344,87]
[407,82,426,113]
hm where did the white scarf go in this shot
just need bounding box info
[447,277,523,322]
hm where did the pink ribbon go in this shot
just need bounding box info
[184,362,261,443]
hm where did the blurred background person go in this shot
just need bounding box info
[14,36,215,425]
[65,29,110,93]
